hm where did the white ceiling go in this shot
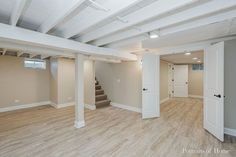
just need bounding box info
[161,51,204,64]
[142,19,236,49]
[0,0,236,59]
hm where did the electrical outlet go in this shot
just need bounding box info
[117,79,120,83]
[14,99,20,103]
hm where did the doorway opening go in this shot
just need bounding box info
[160,50,204,101]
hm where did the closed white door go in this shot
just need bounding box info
[173,65,188,97]
[204,42,224,141]
[142,54,160,119]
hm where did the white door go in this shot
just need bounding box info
[204,42,224,141]
[142,54,160,119]
[173,65,188,97]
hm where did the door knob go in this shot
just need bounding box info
[143,88,148,91]
[214,94,221,98]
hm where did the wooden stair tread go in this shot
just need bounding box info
[95,99,110,108]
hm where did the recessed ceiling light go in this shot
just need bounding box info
[149,32,159,39]
[185,52,191,55]
[192,57,198,60]
[197,60,201,63]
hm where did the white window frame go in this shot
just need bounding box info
[24,59,46,69]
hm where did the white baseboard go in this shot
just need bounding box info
[51,102,74,109]
[74,120,85,128]
[111,102,141,113]
[224,128,236,137]
[160,97,170,104]
[0,101,51,113]
[51,101,96,110]
[85,104,96,110]
[189,95,203,99]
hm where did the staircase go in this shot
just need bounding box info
[95,78,110,108]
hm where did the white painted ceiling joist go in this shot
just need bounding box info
[106,35,148,49]
[0,40,74,58]
[10,0,28,26]
[153,36,236,55]
[76,0,203,43]
[38,0,87,33]
[94,0,236,46]
[0,23,136,60]
[59,0,143,39]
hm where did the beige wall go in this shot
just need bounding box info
[95,61,142,108]
[0,56,95,109]
[84,60,95,105]
[188,64,203,96]
[225,39,236,130]
[111,61,142,108]
[160,60,169,101]
[50,58,95,105]
[58,58,75,104]
[50,58,58,104]
[0,56,50,108]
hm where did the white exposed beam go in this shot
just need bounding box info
[10,0,28,26]
[38,0,87,33]
[77,0,202,42]
[106,35,148,49]
[0,41,74,58]
[160,10,236,38]
[59,0,144,39]
[17,51,24,57]
[93,0,236,46]
[0,23,136,60]
[88,56,121,63]
[88,0,110,12]
[2,48,7,55]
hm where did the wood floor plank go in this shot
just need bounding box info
[0,98,235,157]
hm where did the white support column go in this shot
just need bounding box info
[74,54,85,128]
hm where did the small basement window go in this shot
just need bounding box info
[24,59,46,69]
[192,64,204,71]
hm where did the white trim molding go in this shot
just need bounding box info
[50,102,74,109]
[160,97,170,104]
[74,120,85,128]
[0,101,51,112]
[51,101,96,110]
[111,102,141,113]
[85,104,96,110]
[188,95,203,99]
[224,128,236,137]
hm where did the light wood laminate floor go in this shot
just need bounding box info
[0,98,236,157]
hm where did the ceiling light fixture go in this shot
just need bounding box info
[192,57,198,60]
[197,60,201,63]
[149,32,159,39]
[185,52,191,55]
